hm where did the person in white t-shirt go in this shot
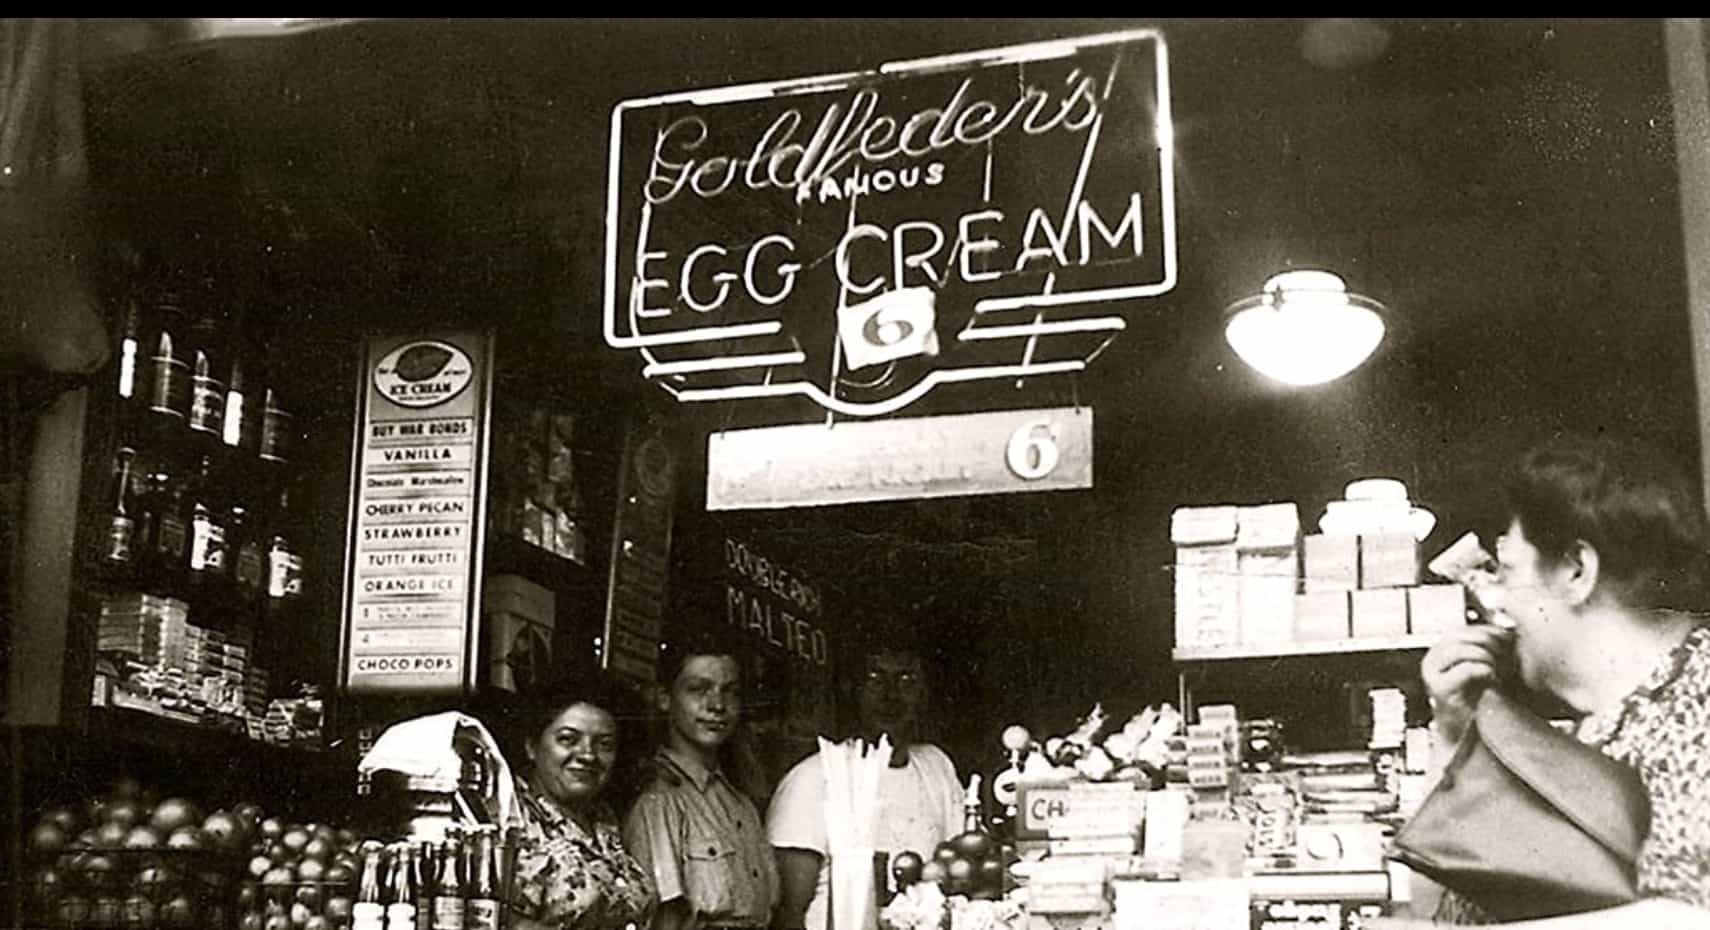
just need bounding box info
[764,645,961,930]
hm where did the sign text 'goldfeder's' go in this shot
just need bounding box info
[605,29,1175,418]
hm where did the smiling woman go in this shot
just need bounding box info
[503,673,659,930]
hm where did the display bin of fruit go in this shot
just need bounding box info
[21,847,243,930]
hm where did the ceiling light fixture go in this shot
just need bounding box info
[1223,269,1387,386]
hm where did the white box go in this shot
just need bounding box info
[1302,534,1359,592]
[1351,588,1408,638]
[1408,584,1467,635]
[1359,533,1420,588]
[1293,591,1351,641]
[1175,544,1240,650]
[1171,506,1239,546]
[1238,549,1297,646]
[1236,502,1301,550]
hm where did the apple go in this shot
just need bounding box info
[249,855,274,880]
[123,894,157,926]
[28,820,69,859]
[297,857,327,882]
[57,895,90,925]
[291,901,315,926]
[203,810,248,852]
[150,798,204,835]
[134,864,176,900]
[324,896,354,921]
[281,827,310,854]
[301,836,334,863]
[29,866,66,905]
[295,883,324,909]
[259,817,286,841]
[166,826,210,850]
[94,820,130,849]
[40,806,80,834]
[322,863,354,885]
[304,915,331,930]
[123,825,164,850]
[240,911,266,930]
[159,893,197,928]
[105,797,146,829]
[919,860,947,887]
[264,912,292,930]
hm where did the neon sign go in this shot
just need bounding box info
[605,29,1175,417]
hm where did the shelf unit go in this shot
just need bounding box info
[1173,635,1436,663]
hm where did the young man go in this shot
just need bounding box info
[764,644,962,930]
[625,639,779,930]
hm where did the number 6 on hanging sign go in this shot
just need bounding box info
[1006,421,1061,480]
[838,286,941,371]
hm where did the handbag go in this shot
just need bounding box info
[1390,688,1651,921]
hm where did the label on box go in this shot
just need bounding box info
[1016,782,1147,840]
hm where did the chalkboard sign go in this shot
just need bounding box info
[605,29,1174,417]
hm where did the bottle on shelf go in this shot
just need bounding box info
[143,287,190,440]
[184,453,231,621]
[227,488,267,614]
[185,300,227,454]
[434,827,468,930]
[258,385,293,471]
[141,454,188,599]
[100,446,141,587]
[466,826,501,930]
[263,480,304,618]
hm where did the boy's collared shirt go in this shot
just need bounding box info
[624,745,779,929]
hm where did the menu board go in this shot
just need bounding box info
[340,331,494,694]
[601,416,677,689]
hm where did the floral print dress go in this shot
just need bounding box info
[509,776,658,930]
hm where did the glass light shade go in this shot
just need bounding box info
[1223,269,1387,386]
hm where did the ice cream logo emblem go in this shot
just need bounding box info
[374,341,474,408]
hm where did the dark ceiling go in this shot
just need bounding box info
[78,18,1701,737]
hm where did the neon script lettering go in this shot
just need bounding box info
[644,71,1103,206]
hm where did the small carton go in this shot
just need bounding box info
[1351,588,1408,638]
[1302,534,1359,592]
[1294,591,1351,641]
[1359,533,1420,588]
[1407,584,1467,635]
[1238,549,1297,646]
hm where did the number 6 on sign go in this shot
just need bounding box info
[1006,421,1061,480]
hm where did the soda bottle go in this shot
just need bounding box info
[466,826,500,930]
[353,844,385,930]
[388,841,419,930]
[264,482,304,615]
[414,841,440,930]
[185,454,230,616]
[144,288,190,434]
[185,304,226,450]
[433,829,467,930]
[258,385,293,469]
[144,456,188,598]
[102,446,140,584]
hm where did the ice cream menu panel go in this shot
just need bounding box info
[340,331,494,694]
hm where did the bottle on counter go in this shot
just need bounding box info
[466,826,501,930]
[415,840,440,930]
[388,841,420,930]
[434,828,467,930]
[353,843,385,930]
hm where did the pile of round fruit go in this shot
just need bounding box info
[23,777,371,930]
[892,829,1014,901]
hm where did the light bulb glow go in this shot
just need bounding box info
[1223,270,1386,386]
